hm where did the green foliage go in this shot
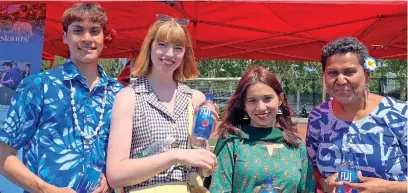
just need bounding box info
[375,60,407,100]
[198,59,406,100]
[198,59,250,77]
[41,57,124,78]
[39,57,406,100]
[99,58,123,77]
[198,59,324,94]
[41,56,65,72]
[218,106,226,120]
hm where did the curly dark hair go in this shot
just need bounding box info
[321,37,369,71]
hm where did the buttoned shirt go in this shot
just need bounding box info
[0,59,124,191]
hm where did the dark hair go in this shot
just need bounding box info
[2,62,12,67]
[62,3,108,32]
[217,66,300,147]
[321,37,368,71]
[25,63,30,68]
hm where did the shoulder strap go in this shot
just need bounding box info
[187,98,193,149]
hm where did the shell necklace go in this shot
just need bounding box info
[70,80,107,144]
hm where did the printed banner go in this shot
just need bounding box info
[0,3,46,193]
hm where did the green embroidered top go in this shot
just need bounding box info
[209,125,315,193]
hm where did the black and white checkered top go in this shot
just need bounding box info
[125,76,193,192]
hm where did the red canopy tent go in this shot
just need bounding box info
[38,1,406,62]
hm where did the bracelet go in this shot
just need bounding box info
[191,143,206,149]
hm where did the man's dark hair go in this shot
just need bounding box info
[2,62,12,67]
[321,37,368,71]
[62,3,108,32]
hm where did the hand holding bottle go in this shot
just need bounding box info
[342,171,394,193]
[175,148,217,171]
[336,149,359,193]
[75,160,105,193]
[259,177,279,193]
[322,173,340,193]
[91,174,111,193]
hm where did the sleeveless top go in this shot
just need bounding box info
[125,76,193,192]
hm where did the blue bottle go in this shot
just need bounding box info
[337,150,359,193]
[76,160,105,193]
[193,94,214,140]
[260,177,279,193]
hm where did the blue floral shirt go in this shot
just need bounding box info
[0,60,124,191]
[306,97,407,181]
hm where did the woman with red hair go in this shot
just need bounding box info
[209,66,315,193]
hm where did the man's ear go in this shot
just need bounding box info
[62,31,67,44]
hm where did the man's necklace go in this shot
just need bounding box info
[69,80,107,144]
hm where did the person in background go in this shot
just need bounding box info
[21,63,30,79]
[0,3,123,193]
[0,62,22,105]
[306,37,407,193]
[1,62,22,90]
[209,66,315,193]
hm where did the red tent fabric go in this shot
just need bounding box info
[42,1,407,61]
[4,1,407,61]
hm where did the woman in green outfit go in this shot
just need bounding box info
[209,66,315,193]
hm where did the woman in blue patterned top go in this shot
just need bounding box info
[0,3,123,193]
[306,37,407,193]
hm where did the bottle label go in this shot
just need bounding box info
[76,167,101,193]
[337,168,359,193]
[338,168,358,182]
[198,108,211,117]
[193,108,213,139]
[201,119,210,127]
[77,180,99,193]
[83,181,99,192]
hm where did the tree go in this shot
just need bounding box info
[375,60,407,101]
[198,59,250,77]
[198,59,324,94]
[41,57,124,78]
[99,58,123,77]
[41,56,65,71]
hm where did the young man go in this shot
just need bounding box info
[0,3,123,193]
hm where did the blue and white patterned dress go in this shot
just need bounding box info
[0,59,124,192]
[306,97,407,181]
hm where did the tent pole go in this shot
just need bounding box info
[322,77,326,103]
[49,59,54,69]
[193,2,198,50]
